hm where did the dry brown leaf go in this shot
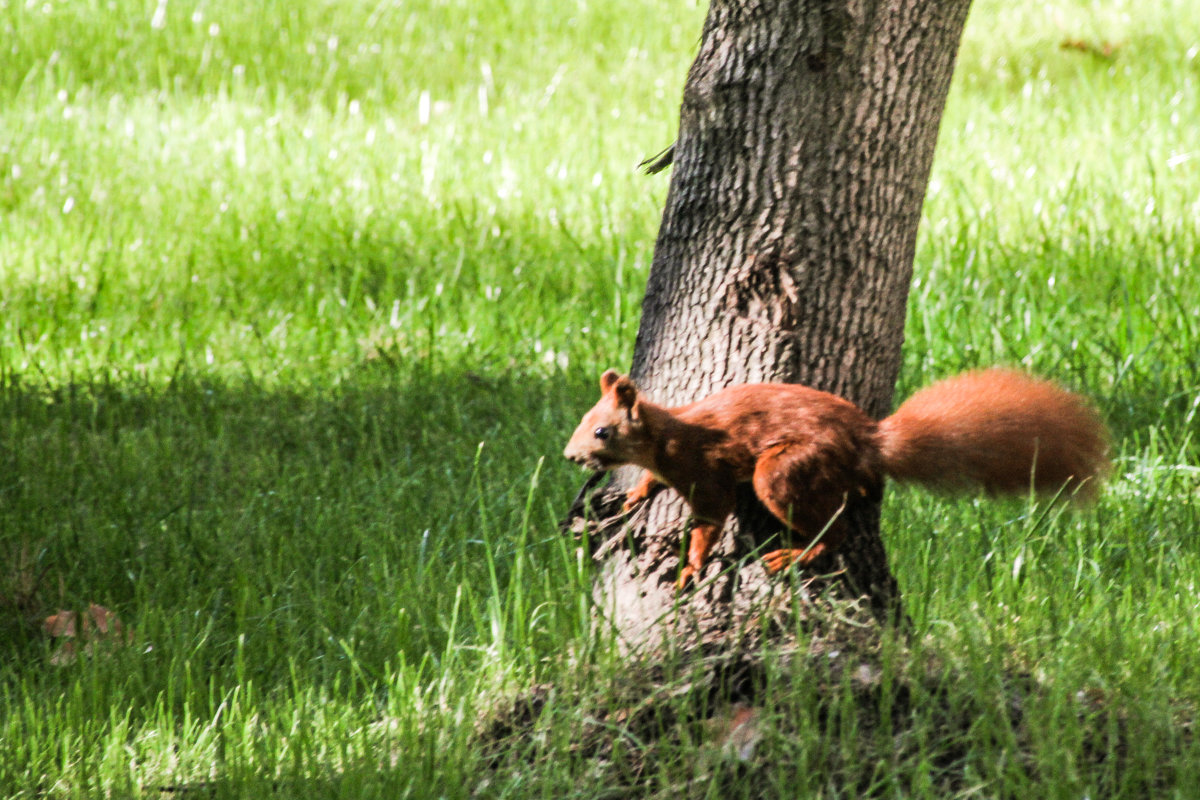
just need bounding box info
[42,604,133,666]
[1060,38,1120,59]
[710,703,764,762]
[43,609,78,637]
[86,603,122,636]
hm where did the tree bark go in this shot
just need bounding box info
[576,0,972,654]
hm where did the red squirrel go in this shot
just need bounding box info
[564,369,1110,589]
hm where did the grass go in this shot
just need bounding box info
[1,0,1199,796]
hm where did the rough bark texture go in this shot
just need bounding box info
[576,0,972,654]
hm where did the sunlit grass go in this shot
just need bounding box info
[2,0,1199,796]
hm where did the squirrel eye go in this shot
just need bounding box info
[593,426,610,440]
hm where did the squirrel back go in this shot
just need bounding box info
[877,369,1110,499]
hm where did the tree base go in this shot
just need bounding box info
[562,474,902,657]
[476,627,1159,798]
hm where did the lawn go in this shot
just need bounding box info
[1,0,1199,796]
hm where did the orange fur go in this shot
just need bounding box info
[564,369,1110,589]
[878,369,1110,499]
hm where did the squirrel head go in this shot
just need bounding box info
[563,369,653,471]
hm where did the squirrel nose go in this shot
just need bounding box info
[564,446,590,466]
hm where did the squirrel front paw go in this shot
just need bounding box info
[622,476,660,512]
[675,564,698,591]
[622,487,651,512]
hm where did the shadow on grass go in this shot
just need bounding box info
[0,360,595,689]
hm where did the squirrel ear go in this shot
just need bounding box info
[612,375,639,412]
[599,369,620,393]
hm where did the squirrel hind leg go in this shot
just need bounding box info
[751,442,866,568]
[751,445,850,534]
[762,544,830,573]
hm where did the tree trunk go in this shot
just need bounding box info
[576,0,972,653]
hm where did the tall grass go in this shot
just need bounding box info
[2,0,1199,796]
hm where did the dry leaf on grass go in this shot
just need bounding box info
[1060,38,1121,59]
[709,703,764,762]
[42,604,133,666]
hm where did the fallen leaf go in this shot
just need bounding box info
[43,609,78,638]
[48,640,79,667]
[42,604,133,666]
[711,703,764,762]
[87,603,123,637]
[1060,38,1120,59]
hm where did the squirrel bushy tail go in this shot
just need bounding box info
[876,369,1110,500]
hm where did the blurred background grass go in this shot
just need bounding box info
[1,0,1198,795]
